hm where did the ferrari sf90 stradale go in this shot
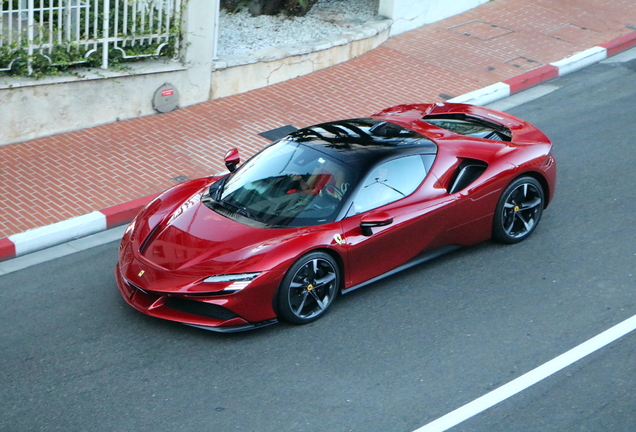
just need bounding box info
[116,103,556,332]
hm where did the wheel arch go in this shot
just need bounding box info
[512,171,551,209]
[271,247,346,317]
[307,247,346,293]
[492,174,546,244]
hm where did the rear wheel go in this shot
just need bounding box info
[276,252,340,324]
[493,176,544,244]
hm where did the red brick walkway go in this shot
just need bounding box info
[2,0,636,238]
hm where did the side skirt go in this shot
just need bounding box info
[341,245,461,295]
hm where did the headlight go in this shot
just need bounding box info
[203,272,261,293]
[203,273,260,283]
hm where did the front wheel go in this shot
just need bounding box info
[276,252,340,324]
[493,176,544,244]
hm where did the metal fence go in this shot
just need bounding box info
[0,0,182,74]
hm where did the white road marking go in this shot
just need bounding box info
[414,313,636,432]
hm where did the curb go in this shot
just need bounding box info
[0,192,160,262]
[1,32,635,263]
[449,31,636,106]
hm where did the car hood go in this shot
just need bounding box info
[139,197,291,272]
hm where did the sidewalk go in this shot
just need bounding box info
[2,0,636,260]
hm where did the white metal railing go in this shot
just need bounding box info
[0,0,182,75]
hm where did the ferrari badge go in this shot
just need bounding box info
[138,270,145,277]
[334,234,344,245]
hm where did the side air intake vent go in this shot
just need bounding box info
[448,159,488,194]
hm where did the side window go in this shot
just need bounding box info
[353,155,427,214]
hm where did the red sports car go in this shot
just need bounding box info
[115,103,556,332]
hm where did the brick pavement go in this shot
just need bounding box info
[2,0,636,239]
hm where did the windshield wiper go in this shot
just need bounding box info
[216,199,258,221]
[208,177,228,201]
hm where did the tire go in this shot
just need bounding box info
[493,176,544,244]
[276,252,340,324]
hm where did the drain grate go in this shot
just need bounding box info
[505,57,541,71]
[547,24,599,43]
[448,20,514,41]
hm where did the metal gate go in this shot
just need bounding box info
[1,0,182,74]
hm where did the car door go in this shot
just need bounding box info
[431,139,510,246]
[339,155,458,290]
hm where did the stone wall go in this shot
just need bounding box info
[211,18,392,100]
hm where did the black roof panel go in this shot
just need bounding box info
[287,118,437,167]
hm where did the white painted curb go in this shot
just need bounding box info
[9,211,107,256]
[449,46,613,105]
[449,82,511,106]
[551,46,608,76]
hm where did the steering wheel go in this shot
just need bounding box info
[320,184,343,201]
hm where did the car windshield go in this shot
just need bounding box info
[217,139,354,227]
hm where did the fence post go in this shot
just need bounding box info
[180,0,217,104]
[102,0,110,69]
[27,0,34,74]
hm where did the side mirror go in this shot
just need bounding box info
[224,148,240,173]
[360,212,393,236]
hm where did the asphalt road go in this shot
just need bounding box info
[1,54,635,432]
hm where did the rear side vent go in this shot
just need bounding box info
[448,160,488,194]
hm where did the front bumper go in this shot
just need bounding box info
[115,263,278,333]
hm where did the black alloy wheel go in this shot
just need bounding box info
[493,176,544,244]
[276,252,340,324]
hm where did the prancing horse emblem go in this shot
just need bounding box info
[138,270,145,277]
